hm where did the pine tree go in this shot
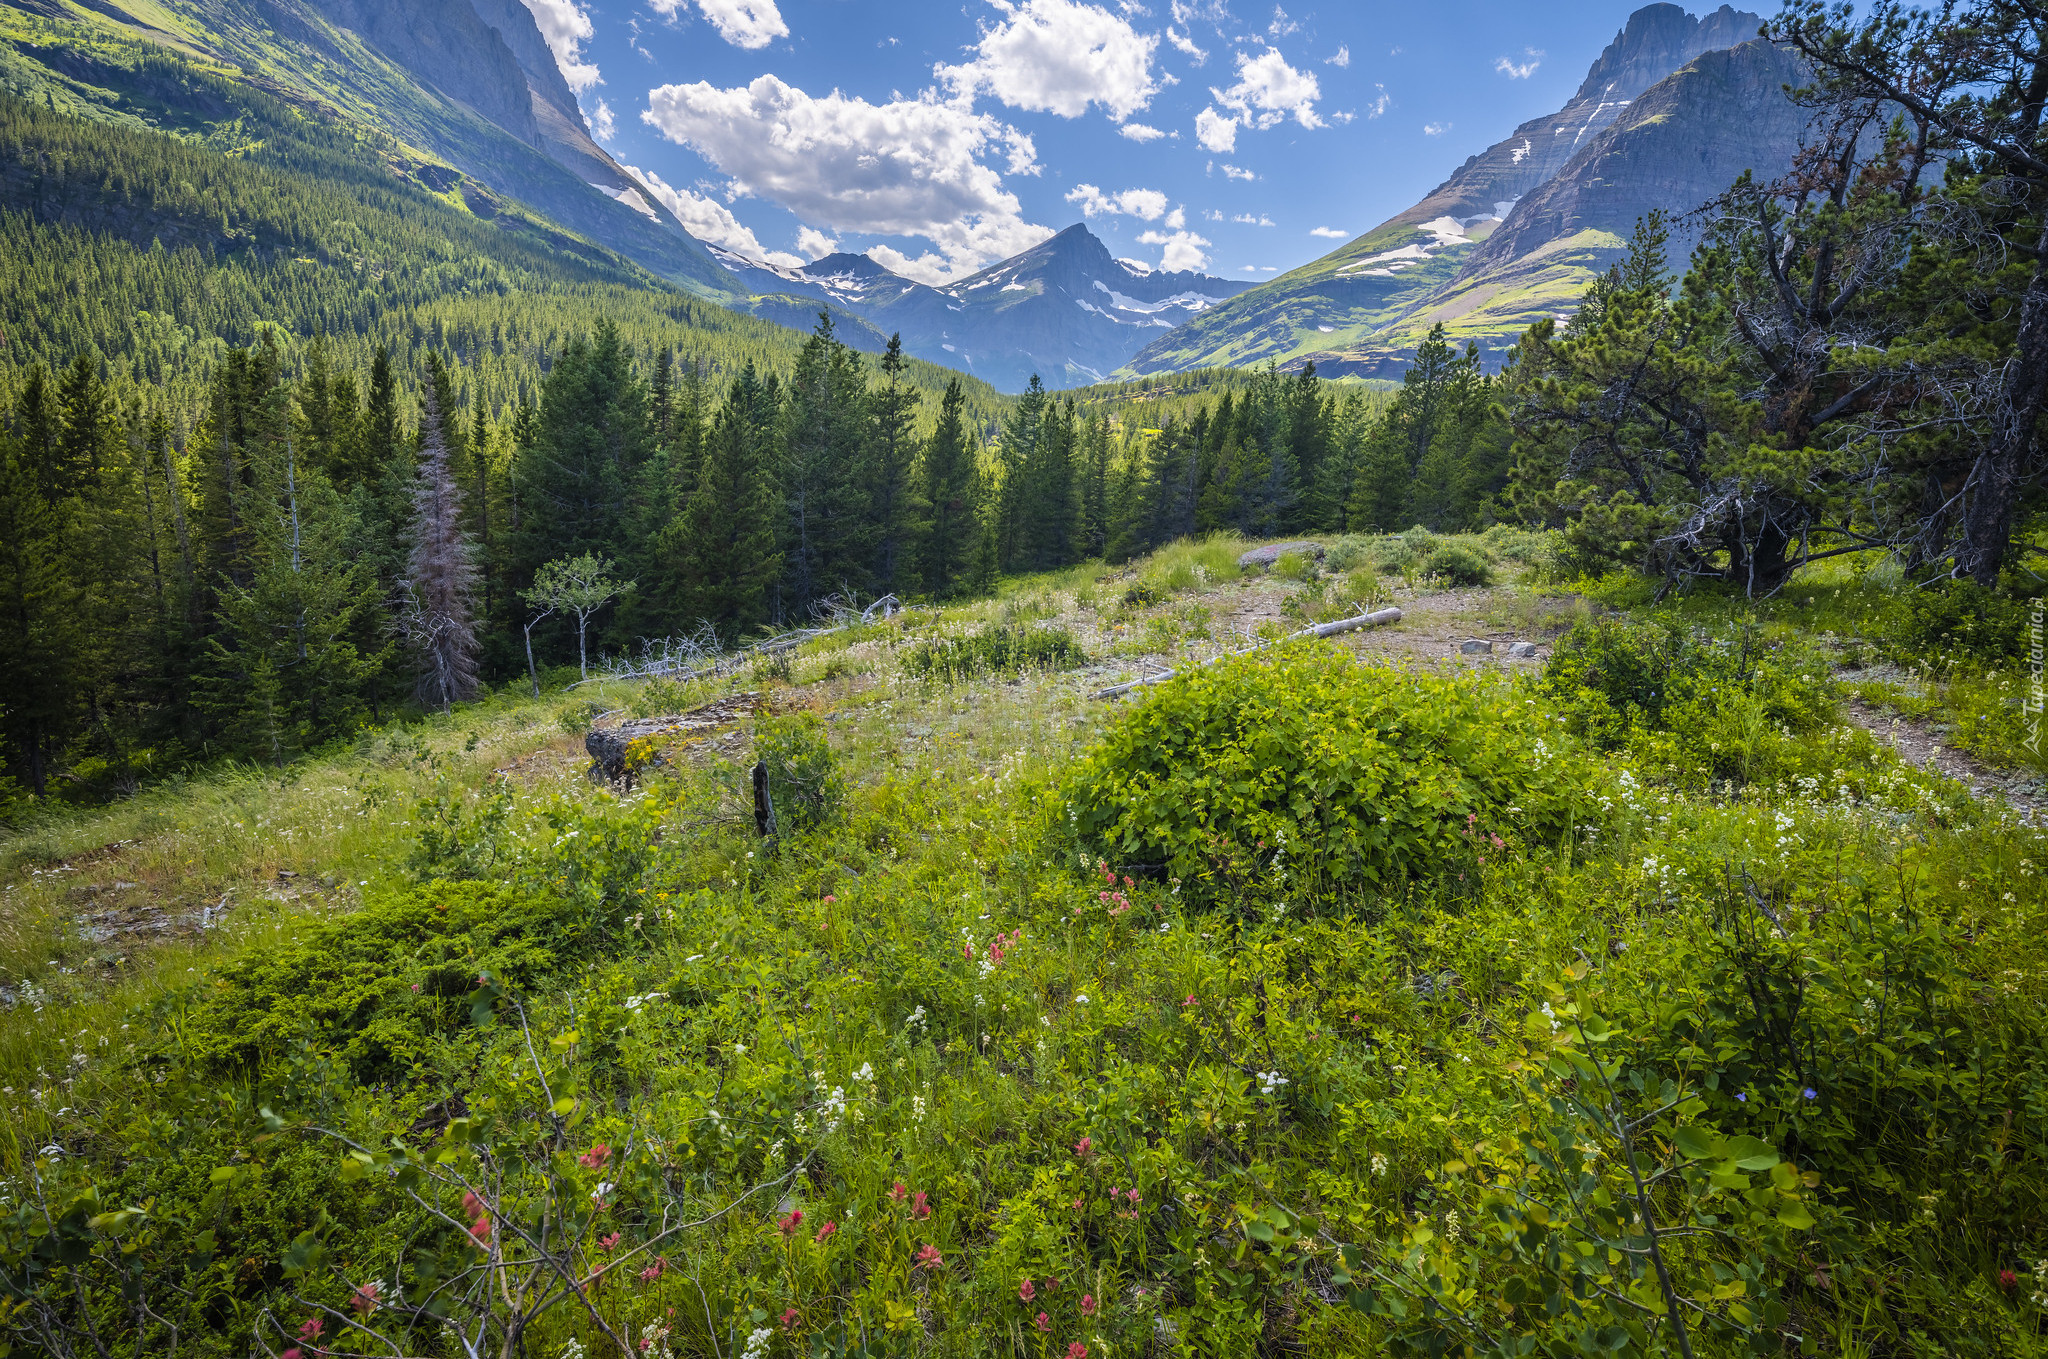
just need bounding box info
[665,365,780,638]
[401,380,479,710]
[0,425,76,796]
[919,379,976,598]
[868,334,922,593]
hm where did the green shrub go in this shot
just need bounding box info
[1272,550,1319,582]
[1880,581,2032,662]
[753,710,843,833]
[900,622,1086,683]
[174,881,575,1076]
[1426,543,1493,586]
[1067,647,1599,905]
[1545,617,1844,786]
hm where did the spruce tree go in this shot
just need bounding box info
[918,379,976,598]
[868,335,922,593]
[664,365,780,638]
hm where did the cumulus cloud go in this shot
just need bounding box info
[1221,163,1256,180]
[1119,121,1168,141]
[643,76,1051,282]
[1195,105,1236,152]
[1366,84,1390,118]
[647,0,789,50]
[1326,44,1350,67]
[588,98,616,141]
[630,165,806,269]
[938,0,1161,121]
[1067,183,1172,221]
[797,227,839,259]
[1138,228,1211,271]
[1309,226,1348,238]
[1233,212,1275,225]
[1165,27,1206,62]
[1266,5,1297,37]
[1213,47,1323,130]
[519,0,601,92]
[1423,121,1450,135]
[1495,49,1542,79]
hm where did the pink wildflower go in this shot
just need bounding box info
[638,1257,667,1283]
[913,1243,943,1269]
[778,1210,804,1238]
[1074,1136,1093,1159]
[780,1307,800,1330]
[578,1143,612,1169]
[281,1351,303,1359]
[911,1190,931,1220]
[598,1232,622,1252]
[1035,1312,1052,1333]
[1067,1344,1089,1359]
[889,1182,907,1203]
[1081,1293,1097,1317]
[816,1220,838,1242]
[297,1318,324,1342]
[350,1281,381,1315]
[1019,1279,1036,1303]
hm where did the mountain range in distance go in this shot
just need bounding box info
[1,0,1817,393]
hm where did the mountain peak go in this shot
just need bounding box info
[1571,3,1763,105]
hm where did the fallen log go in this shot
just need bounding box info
[1091,606,1403,700]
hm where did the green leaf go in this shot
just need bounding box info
[1776,1199,1815,1230]
[1673,1125,1719,1159]
[1246,1219,1276,1242]
[1726,1135,1780,1171]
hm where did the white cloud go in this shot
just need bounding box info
[1494,50,1542,79]
[1066,183,1172,221]
[643,75,1050,283]
[1221,163,1256,180]
[1233,212,1275,225]
[1202,207,1223,221]
[1120,121,1168,142]
[1326,44,1350,67]
[519,0,601,92]
[1423,121,1450,136]
[588,99,616,142]
[1266,5,1297,37]
[647,0,789,50]
[1240,263,1278,272]
[1166,206,1186,228]
[938,0,1161,121]
[629,165,806,269]
[1195,105,1237,152]
[1165,27,1206,62]
[797,227,839,259]
[1212,47,1323,131]
[1365,84,1390,118]
[1309,225,1347,238]
[1138,228,1211,271]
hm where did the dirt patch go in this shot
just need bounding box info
[1843,698,2044,824]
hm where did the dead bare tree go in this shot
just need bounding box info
[400,381,479,711]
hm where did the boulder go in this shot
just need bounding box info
[1459,639,1494,656]
[1237,541,1325,570]
[1507,641,1540,659]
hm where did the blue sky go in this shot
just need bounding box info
[518,0,1715,283]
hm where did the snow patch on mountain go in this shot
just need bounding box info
[593,184,659,220]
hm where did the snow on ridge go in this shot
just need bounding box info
[1091,279,1229,314]
[1510,138,1534,165]
[592,184,659,221]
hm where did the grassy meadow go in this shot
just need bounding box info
[1,533,2044,1359]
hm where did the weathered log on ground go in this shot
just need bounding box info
[1091,607,1404,700]
[585,693,763,782]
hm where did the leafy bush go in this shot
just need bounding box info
[1427,543,1493,586]
[1544,617,1844,786]
[1067,647,1599,905]
[1271,550,1319,582]
[754,710,844,833]
[1880,581,2032,662]
[900,622,1086,682]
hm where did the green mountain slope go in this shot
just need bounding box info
[1,0,744,300]
[1121,3,1777,378]
[0,34,1008,420]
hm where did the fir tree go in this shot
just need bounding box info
[918,379,976,598]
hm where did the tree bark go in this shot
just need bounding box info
[1962,214,2048,583]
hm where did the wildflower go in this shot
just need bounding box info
[739,1326,773,1359]
[599,1232,622,1252]
[1126,1188,1140,1204]
[1081,1293,1097,1317]
[638,1257,666,1282]
[1735,1092,1747,1103]
[1067,1343,1089,1359]
[913,1243,944,1269]
[1074,994,1089,1004]
[350,1281,382,1314]
[1803,1087,1818,1101]
[912,1190,932,1220]
[1020,1279,1037,1302]
[1072,1197,1085,1210]
[578,1143,612,1169]
[1182,995,1196,1007]
[282,1351,302,1359]
[889,1182,907,1203]
[2000,1268,2017,1291]
[824,894,836,903]
[298,1318,324,1342]
[1074,1135,1094,1159]
[778,1210,804,1238]
[816,1220,837,1242]
[1035,1312,1052,1333]
[780,1306,800,1330]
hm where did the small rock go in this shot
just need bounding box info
[1459,639,1494,656]
[1507,641,1539,659]
[1236,541,1325,570]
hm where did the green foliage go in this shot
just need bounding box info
[1544,616,1846,787]
[173,879,573,1076]
[899,622,1087,683]
[1879,581,2033,664]
[1427,542,1493,587]
[1067,647,1600,905]
[753,710,843,833]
